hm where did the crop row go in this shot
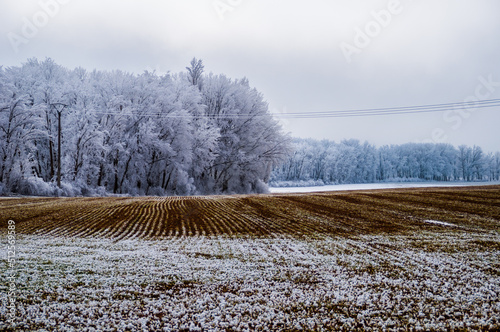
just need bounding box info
[1,185,499,239]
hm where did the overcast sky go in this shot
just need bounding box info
[1,0,499,151]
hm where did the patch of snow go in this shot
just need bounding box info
[269,181,500,194]
[424,220,456,227]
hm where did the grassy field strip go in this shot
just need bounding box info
[1,233,498,331]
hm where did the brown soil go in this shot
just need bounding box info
[1,185,499,239]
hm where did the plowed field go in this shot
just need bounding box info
[1,185,499,239]
[1,186,499,331]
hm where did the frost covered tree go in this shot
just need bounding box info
[487,152,500,181]
[458,145,486,181]
[0,67,40,189]
[186,57,204,91]
[201,74,291,193]
[270,138,496,186]
[0,58,291,196]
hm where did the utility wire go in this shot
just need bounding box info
[274,100,500,119]
[92,98,500,119]
[274,99,500,116]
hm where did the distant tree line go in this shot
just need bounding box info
[271,138,500,186]
[0,58,290,196]
[2,58,498,196]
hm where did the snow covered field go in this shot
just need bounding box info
[269,181,500,194]
[1,186,499,330]
[2,233,499,331]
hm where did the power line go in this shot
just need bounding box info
[90,98,500,119]
[272,99,500,119]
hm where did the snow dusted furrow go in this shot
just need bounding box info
[217,199,261,235]
[136,201,157,239]
[86,200,132,238]
[146,200,162,239]
[196,200,215,236]
[2,185,499,239]
[2,233,499,331]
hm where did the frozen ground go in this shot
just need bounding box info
[269,181,500,194]
[1,233,499,331]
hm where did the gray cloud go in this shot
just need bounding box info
[1,0,499,151]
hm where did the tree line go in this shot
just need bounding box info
[2,58,498,196]
[0,58,291,196]
[271,138,500,186]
